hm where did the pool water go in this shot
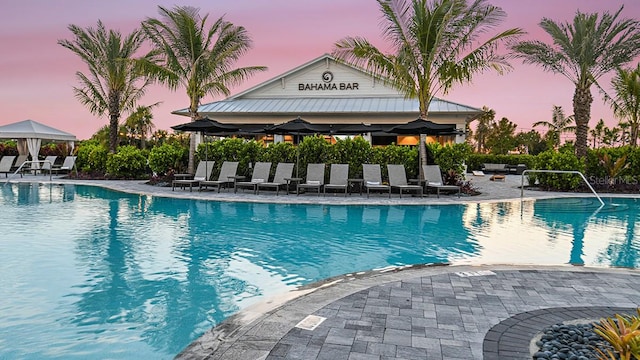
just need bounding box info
[0,183,638,359]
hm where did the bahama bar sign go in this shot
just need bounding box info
[298,71,359,91]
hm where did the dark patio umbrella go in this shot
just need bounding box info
[265,117,332,177]
[171,117,240,175]
[332,123,386,135]
[386,118,456,135]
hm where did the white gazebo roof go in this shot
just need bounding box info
[0,119,77,141]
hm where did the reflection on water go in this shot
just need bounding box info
[0,184,638,359]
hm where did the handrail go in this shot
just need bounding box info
[521,169,604,206]
[8,160,53,181]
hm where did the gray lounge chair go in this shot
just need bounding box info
[362,164,391,198]
[296,163,325,196]
[41,156,58,173]
[0,155,17,178]
[423,164,460,198]
[388,164,423,198]
[323,164,349,196]
[257,162,294,195]
[172,160,215,192]
[234,162,272,194]
[199,161,239,192]
[12,155,28,172]
[51,156,77,175]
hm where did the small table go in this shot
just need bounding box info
[284,178,303,195]
[348,178,364,195]
[173,173,193,180]
[229,175,246,193]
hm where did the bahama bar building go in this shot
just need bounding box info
[173,54,483,146]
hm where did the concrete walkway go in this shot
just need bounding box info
[3,174,639,360]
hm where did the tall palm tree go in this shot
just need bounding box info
[607,63,640,147]
[59,21,152,153]
[532,105,575,148]
[512,7,640,159]
[590,118,606,148]
[332,0,522,179]
[473,107,496,153]
[140,5,267,173]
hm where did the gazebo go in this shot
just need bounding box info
[0,119,77,168]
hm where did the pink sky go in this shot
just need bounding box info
[1,0,639,140]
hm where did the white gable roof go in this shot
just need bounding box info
[0,119,77,141]
[174,54,482,116]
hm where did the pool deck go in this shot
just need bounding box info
[3,174,640,359]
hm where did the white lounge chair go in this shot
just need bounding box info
[172,161,215,192]
[0,156,17,178]
[51,156,77,175]
[388,164,423,198]
[423,164,461,198]
[199,161,239,192]
[257,162,294,195]
[296,163,325,196]
[41,156,58,173]
[323,164,349,196]
[234,162,272,194]
[362,164,391,198]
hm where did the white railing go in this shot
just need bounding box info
[8,160,54,181]
[520,169,604,206]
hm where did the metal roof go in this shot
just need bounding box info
[175,97,483,116]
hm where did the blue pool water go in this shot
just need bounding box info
[1,183,638,359]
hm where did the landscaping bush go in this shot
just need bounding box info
[148,143,187,176]
[76,141,108,174]
[329,137,372,178]
[0,141,18,156]
[531,149,585,191]
[370,144,418,180]
[297,135,332,178]
[106,145,149,179]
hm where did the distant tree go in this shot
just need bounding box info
[607,63,640,147]
[589,119,606,148]
[140,5,267,173]
[485,117,518,155]
[532,105,575,149]
[59,21,153,153]
[332,0,523,179]
[512,6,640,158]
[516,129,548,155]
[472,107,496,153]
[123,103,159,149]
[602,126,622,147]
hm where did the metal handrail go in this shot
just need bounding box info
[8,160,54,181]
[521,169,604,206]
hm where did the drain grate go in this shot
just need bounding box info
[295,315,326,331]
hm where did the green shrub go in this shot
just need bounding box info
[532,149,585,190]
[297,135,332,178]
[329,137,372,178]
[106,145,148,179]
[76,141,108,174]
[433,143,472,175]
[148,143,187,175]
[370,144,418,180]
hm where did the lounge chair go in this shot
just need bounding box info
[51,156,77,175]
[12,155,28,172]
[257,162,294,195]
[41,156,58,173]
[296,163,325,196]
[199,161,239,192]
[172,160,215,192]
[234,162,272,194]
[323,164,349,196]
[422,164,460,198]
[388,164,423,198]
[362,164,391,198]
[0,155,17,178]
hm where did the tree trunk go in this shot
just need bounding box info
[108,92,121,154]
[419,134,427,180]
[573,86,592,159]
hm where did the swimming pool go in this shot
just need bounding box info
[1,183,638,359]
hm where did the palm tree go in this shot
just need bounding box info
[607,63,640,147]
[140,5,267,173]
[473,107,496,153]
[123,103,160,149]
[332,0,522,179]
[59,21,152,153]
[590,119,606,148]
[512,7,640,159]
[532,105,575,148]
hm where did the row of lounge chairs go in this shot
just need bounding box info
[0,155,76,177]
[172,161,460,198]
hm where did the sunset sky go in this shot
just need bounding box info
[1,0,639,140]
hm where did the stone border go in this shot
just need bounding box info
[482,306,637,360]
